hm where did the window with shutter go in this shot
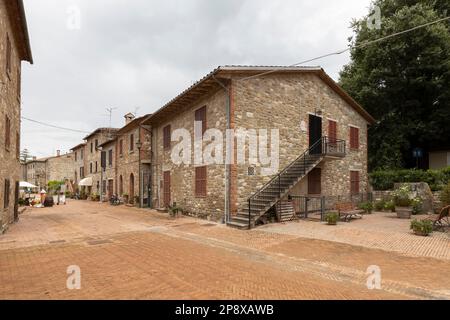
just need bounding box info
[350,171,360,195]
[195,106,207,138]
[163,125,171,150]
[119,139,123,156]
[16,132,20,159]
[108,150,113,166]
[5,116,11,151]
[130,134,134,151]
[195,166,207,197]
[4,179,10,209]
[328,120,337,144]
[6,35,11,75]
[350,126,359,150]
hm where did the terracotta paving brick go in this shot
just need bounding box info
[0,201,448,300]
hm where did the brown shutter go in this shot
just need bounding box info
[350,171,360,195]
[163,125,171,150]
[163,171,171,207]
[6,35,11,74]
[5,116,10,150]
[328,120,337,143]
[195,106,207,137]
[195,166,207,197]
[350,127,359,150]
[130,134,134,151]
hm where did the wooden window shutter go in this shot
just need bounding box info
[6,35,11,75]
[350,171,360,195]
[328,120,337,143]
[16,132,20,159]
[350,127,359,150]
[163,125,171,150]
[5,116,10,150]
[130,134,134,151]
[195,166,207,197]
[195,106,207,137]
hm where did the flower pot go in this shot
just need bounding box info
[396,207,412,219]
[413,229,430,237]
[327,222,337,226]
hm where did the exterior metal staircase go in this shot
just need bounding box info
[227,137,346,229]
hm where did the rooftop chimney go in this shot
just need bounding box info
[32,156,37,161]
[124,112,136,125]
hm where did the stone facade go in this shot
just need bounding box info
[71,143,86,186]
[82,128,118,196]
[110,114,151,205]
[0,0,32,232]
[147,67,374,222]
[151,89,228,220]
[25,158,47,189]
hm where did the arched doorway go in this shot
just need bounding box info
[129,173,135,204]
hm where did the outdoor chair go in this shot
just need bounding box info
[425,205,450,231]
[335,202,364,222]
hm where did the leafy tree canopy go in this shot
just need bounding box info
[339,0,450,170]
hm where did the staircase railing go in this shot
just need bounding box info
[246,136,346,229]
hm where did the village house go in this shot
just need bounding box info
[71,142,86,188]
[24,151,75,190]
[76,128,118,198]
[0,0,32,232]
[142,66,375,228]
[97,113,152,206]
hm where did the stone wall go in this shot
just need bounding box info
[233,73,369,211]
[46,153,75,183]
[151,88,228,221]
[25,160,47,189]
[0,0,24,231]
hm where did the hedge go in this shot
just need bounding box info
[369,167,450,191]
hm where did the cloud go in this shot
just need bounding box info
[21,0,372,157]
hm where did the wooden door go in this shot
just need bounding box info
[309,115,322,154]
[163,171,171,207]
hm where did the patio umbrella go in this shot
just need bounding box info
[19,181,38,189]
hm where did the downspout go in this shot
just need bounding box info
[212,75,231,224]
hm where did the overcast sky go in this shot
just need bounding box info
[21,0,372,158]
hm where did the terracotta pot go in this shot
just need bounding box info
[396,207,412,219]
[413,229,430,237]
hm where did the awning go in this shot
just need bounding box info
[19,181,38,188]
[78,177,93,187]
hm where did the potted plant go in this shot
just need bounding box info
[325,212,339,225]
[358,201,373,214]
[410,219,433,237]
[393,184,413,219]
[122,193,129,204]
[168,204,182,218]
[374,200,385,212]
[384,199,396,212]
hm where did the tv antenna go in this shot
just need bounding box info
[106,107,117,128]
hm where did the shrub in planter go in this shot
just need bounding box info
[393,184,413,219]
[325,212,339,225]
[440,182,450,206]
[358,202,373,214]
[410,219,433,236]
[384,200,396,212]
[168,204,183,218]
[374,200,385,211]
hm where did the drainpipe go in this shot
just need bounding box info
[212,75,231,224]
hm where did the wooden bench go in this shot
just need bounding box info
[335,202,364,222]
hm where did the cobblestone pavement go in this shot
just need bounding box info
[0,201,449,300]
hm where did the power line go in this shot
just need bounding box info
[21,116,91,134]
[240,16,450,81]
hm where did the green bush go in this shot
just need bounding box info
[410,219,433,236]
[325,212,339,225]
[358,202,373,214]
[374,200,385,211]
[440,183,450,206]
[370,167,450,191]
[411,197,424,215]
[384,200,396,212]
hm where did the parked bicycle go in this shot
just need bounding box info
[109,194,122,206]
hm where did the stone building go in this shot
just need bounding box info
[97,113,152,205]
[76,128,118,197]
[0,0,32,232]
[24,152,75,190]
[71,142,86,187]
[142,66,375,228]
[25,157,48,189]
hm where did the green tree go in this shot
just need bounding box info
[339,0,450,170]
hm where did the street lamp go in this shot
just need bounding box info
[136,140,143,208]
